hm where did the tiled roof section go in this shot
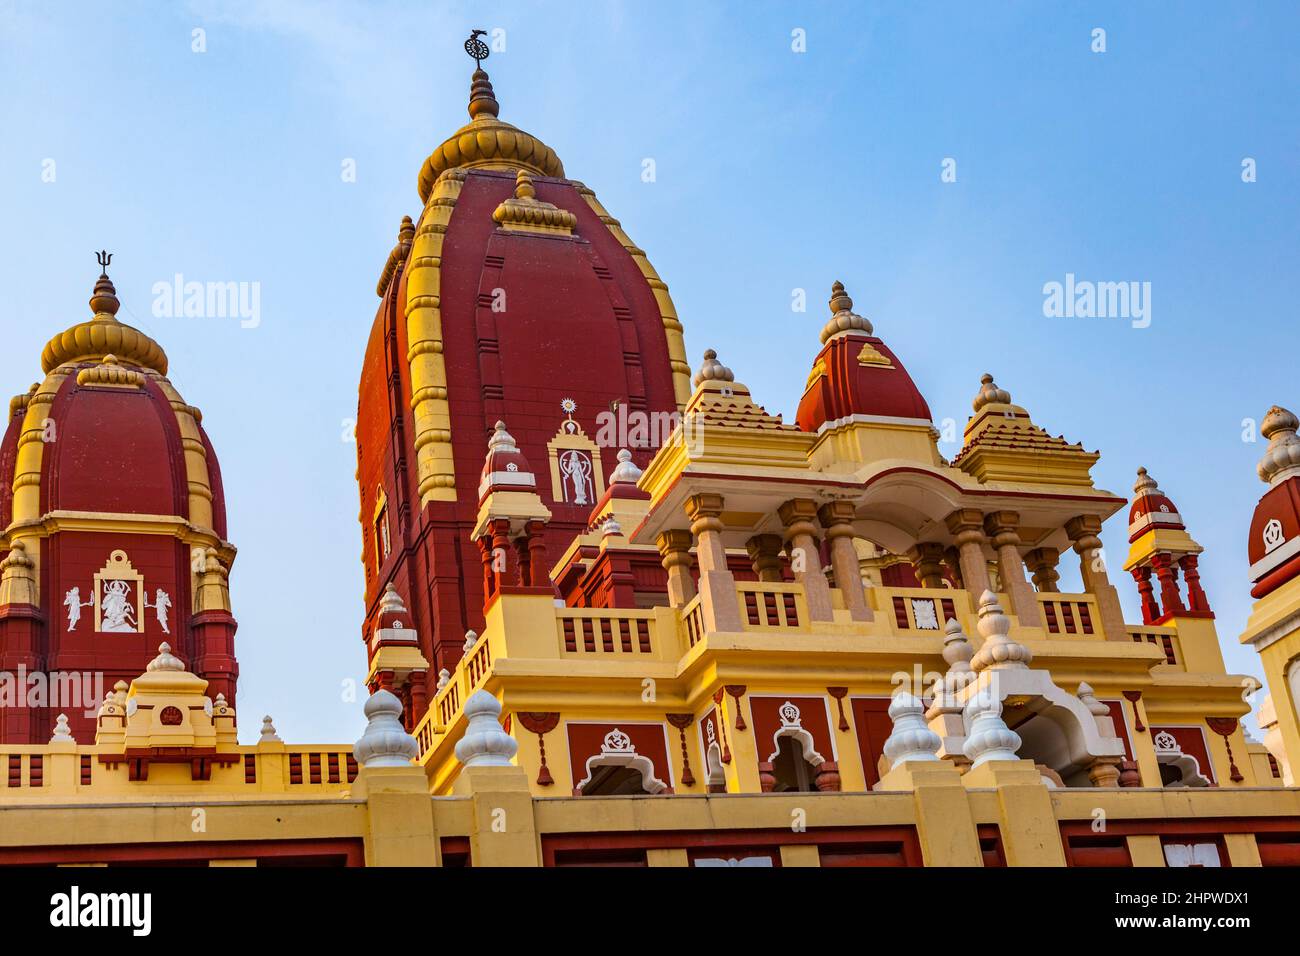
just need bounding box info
[951,418,1095,465]
[688,384,800,432]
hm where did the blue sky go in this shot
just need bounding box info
[1,1,1297,742]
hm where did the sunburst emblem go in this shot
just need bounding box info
[560,398,577,417]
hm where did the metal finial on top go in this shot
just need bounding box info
[95,250,112,276]
[464,29,489,68]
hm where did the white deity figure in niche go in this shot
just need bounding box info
[63,587,94,632]
[558,449,594,505]
[144,589,172,634]
[100,579,138,633]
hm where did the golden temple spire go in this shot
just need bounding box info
[40,253,169,374]
[820,280,874,343]
[89,250,120,319]
[465,29,499,119]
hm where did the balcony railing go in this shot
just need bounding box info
[738,581,808,631]
[558,608,657,655]
[1038,594,1101,637]
[1128,625,1181,666]
[0,745,358,794]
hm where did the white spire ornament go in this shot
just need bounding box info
[962,693,1023,767]
[50,713,75,744]
[259,716,282,743]
[353,690,419,768]
[1257,406,1300,486]
[970,591,1032,672]
[454,690,518,767]
[882,692,942,769]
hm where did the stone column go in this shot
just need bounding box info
[656,529,696,608]
[778,498,834,622]
[908,542,947,589]
[685,494,744,632]
[1024,547,1060,593]
[943,546,964,590]
[1179,554,1211,612]
[525,520,549,589]
[945,509,991,597]
[744,534,785,583]
[983,512,1042,627]
[1064,515,1129,641]
[1130,566,1161,624]
[1150,552,1185,615]
[818,501,872,621]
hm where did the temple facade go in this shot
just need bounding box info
[1,43,1299,868]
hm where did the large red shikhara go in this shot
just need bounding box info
[356,161,682,706]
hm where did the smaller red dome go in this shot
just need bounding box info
[478,421,536,502]
[795,283,931,434]
[1248,408,1300,597]
[1127,467,1184,543]
[376,583,414,631]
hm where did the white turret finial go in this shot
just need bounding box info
[454,690,518,767]
[379,582,406,616]
[938,618,976,693]
[692,349,734,388]
[962,692,1022,767]
[436,668,450,691]
[50,713,75,743]
[353,690,419,768]
[1257,406,1300,486]
[881,692,942,769]
[601,515,623,538]
[487,420,521,454]
[819,280,874,343]
[259,716,282,743]
[463,629,478,653]
[609,448,642,484]
[145,641,185,673]
[1076,682,1110,717]
[1133,466,1160,496]
[972,373,1013,413]
[970,590,1032,672]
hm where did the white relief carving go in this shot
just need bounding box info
[1153,730,1178,752]
[1264,518,1285,553]
[911,598,940,630]
[63,587,94,632]
[1163,842,1221,867]
[143,589,172,634]
[694,856,774,867]
[100,580,137,632]
[766,699,826,766]
[601,727,634,753]
[558,449,595,505]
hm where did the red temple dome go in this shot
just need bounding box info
[478,421,536,501]
[795,281,932,434]
[1248,406,1300,597]
[0,260,239,743]
[1127,467,1185,543]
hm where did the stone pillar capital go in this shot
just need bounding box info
[656,528,694,557]
[945,508,985,535]
[983,510,1021,545]
[685,493,725,535]
[1064,514,1103,551]
[778,498,821,540]
[817,500,857,533]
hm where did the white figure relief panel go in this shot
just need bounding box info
[546,398,606,508]
[63,550,172,635]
